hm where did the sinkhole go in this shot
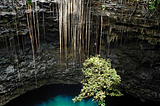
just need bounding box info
[4,84,160,106]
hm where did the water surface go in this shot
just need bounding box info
[4,84,160,106]
[35,95,97,106]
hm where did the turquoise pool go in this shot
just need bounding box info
[35,95,97,106]
[4,84,160,106]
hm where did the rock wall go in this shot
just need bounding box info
[99,18,160,102]
[0,1,85,105]
[0,0,160,105]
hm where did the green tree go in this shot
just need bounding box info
[148,0,160,10]
[27,0,32,5]
[72,55,123,106]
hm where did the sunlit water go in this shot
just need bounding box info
[4,84,160,106]
[35,95,97,106]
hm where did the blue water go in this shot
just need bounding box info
[4,84,160,106]
[35,95,97,106]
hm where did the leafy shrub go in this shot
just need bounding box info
[27,0,32,6]
[72,55,123,106]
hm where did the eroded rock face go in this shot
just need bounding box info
[0,26,84,106]
[0,0,85,105]
[100,33,160,102]
[92,1,160,101]
[94,4,160,101]
[0,0,160,106]
[0,15,85,106]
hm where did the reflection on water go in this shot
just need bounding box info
[35,95,97,106]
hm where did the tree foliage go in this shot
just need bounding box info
[133,0,160,10]
[148,0,160,10]
[27,0,32,6]
[72,55,123,106]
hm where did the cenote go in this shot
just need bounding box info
[1,0,160,106]
[3,84,160,106]
[4,84,98,106]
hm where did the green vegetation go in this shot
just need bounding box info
[102,5,105,10]
[72,55,123,106]
[27,0,32,6]
[3,19,8,23]
[148,0,160,10]
[149,1,156,10]
[3,59,10,63]
[134,0,160,10]
[3,59,17,63]
[102,0,160,10]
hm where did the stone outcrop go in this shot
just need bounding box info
[99,19,160,103]
[0,0,160,106]
[0,16,84,106]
